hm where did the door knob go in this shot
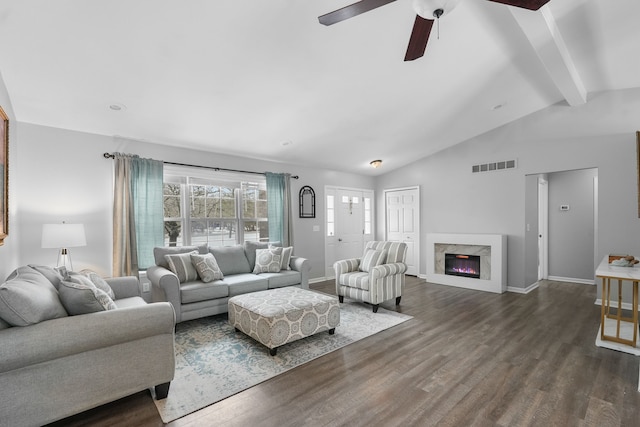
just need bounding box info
[338,238,342,242]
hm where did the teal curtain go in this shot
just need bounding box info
[113,153,163,276]
[266,172,293,246]
[132,157,164,269]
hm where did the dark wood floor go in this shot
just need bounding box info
[50,277,640,427]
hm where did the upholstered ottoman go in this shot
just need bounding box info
[228,287,340,355]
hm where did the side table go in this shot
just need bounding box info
[594,256,640,391]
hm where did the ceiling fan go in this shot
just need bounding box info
[318,0,551,61]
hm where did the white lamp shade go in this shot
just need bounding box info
[42,223,87,248]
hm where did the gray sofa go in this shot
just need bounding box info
[0,266,175,427]
[148,241,311,323]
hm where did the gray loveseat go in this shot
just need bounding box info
[0,266,175,427]
[148,241,311,323]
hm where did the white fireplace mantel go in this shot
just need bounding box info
[426,233,507,293]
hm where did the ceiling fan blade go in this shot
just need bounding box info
[319,0,397,26]
[486,0,551,11]
[404,15,434,62]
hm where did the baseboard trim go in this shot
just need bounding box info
[507,282,540,294]
[309,276,330,284]
[547,275,595,285]
[594,299,640,312]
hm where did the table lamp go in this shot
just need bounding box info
[41,222,86,271]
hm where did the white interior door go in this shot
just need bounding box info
[385,187,420,276]
[325,187,374,278]
[538,177,549,281]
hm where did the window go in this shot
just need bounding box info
[364,197,372,235]
[163,167,268,247]
[327,195,335,237]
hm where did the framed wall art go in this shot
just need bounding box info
[0,106,8,245]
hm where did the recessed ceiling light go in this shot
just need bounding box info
[491,103,506,111]
[109,103,127,111]
[281,140,293,146]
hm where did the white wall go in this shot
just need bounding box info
[375,88,640,290]
[10,122,374,280]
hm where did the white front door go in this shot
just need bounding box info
[325,187,374,278]
[385,187,420,276]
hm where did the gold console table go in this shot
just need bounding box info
[597,257,639,347]
[595,256,640,392]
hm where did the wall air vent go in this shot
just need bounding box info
[472,159,517,174]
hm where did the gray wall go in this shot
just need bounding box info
[547,168,597,282]
[375,88,640,291]
[6,122,374,281]
[4,83,640,299]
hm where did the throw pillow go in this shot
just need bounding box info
[359,249,387,273]
[191,253,224,283]
[165,251,199,283]
[27,264,66,290]
[153,244,208,269]
[75,270,116,299]
[58,279,117,315]
[0,266,69,326]
[244,241,270,270]
[253,247,283,274]
[270,244,293,270]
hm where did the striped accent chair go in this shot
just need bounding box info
[334,241,408,313]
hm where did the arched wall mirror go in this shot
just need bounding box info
[299,185,315,218]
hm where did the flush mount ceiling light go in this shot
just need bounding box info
[370,160,383,168]
[412,0,462,20]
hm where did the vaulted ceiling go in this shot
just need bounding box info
[0,0,638,174]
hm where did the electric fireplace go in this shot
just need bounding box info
[444,253,481,279]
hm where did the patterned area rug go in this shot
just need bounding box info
[153,298,412,422]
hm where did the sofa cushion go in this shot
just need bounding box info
[359,249,387,272]
[338,271,370,291]
[191,253,224,282]
[181,281,229,304]
[365,241,407,264]
[59,277,117,315]
[262,270,302,289]
[210,245,251,275]
[165,251,199,283]
[154,244,208,269]
[0,266,68,326]
[253,247,283,274]
[222,274,269,297]
[113,296,149,309]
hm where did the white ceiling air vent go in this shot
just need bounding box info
[472,159,517,173]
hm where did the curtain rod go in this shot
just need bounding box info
[103,153,299,179]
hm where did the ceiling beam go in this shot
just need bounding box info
[509,5,587,106]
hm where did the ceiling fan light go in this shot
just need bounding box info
[412,0,462,19]
[370,160,383,168]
